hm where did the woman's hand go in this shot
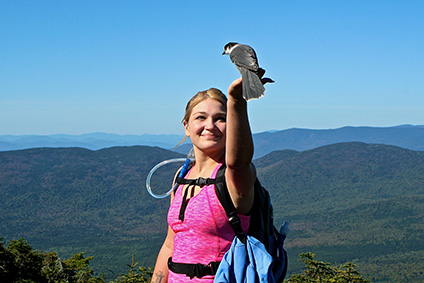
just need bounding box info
[227,77,243,100]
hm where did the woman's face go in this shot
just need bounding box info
[184,98,227,155]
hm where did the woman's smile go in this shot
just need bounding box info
[201,132,221,140]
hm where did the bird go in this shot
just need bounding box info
[222,42,273,101]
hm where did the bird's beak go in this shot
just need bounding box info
[222,51,226,55]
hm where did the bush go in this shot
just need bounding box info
[0,237,103,283]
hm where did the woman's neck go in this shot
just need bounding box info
[191,148,225,177]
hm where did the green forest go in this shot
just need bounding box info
[1,142,423,282]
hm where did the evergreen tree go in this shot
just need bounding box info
[112,254,152,283]
[286,252,370,282]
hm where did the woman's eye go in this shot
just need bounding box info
[215,115,226,122]
[195,116,205,120]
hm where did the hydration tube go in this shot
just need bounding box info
[146,158,192,199]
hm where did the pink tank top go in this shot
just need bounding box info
[167,163,250,282]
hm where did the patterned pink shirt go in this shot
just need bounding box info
[167,163,250,282]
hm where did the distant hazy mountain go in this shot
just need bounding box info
[0,133,185,151]
[1,143,423,281]
[1,125,423,158]
[252,124,424,158]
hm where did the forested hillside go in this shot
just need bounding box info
[255,143,424,282]
[0,146,179,278]
[1,143,423,282]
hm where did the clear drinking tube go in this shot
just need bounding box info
[145,158,191,199]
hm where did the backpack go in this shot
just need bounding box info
[173,162,288,282]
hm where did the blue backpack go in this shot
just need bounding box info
[172,163,288,282]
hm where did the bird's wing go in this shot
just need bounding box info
[230,45,259,72]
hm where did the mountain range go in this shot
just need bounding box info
[0,133,184,152]
[1,125,423,159]
[252,124,424,158]
[1,142,423,282]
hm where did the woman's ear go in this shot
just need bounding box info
[184,121,190,137]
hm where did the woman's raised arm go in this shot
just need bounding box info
[225,77,256,214]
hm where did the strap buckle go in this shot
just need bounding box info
[195,177,209,187]
[191,261,218,279]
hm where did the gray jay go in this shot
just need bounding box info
[222,42,273,101]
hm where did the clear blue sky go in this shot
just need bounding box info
[1,1,423,135]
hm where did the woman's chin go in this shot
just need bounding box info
[194,142,225,155]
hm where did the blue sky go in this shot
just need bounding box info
[1,1,423,135]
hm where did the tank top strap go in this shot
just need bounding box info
[210,163,224,178]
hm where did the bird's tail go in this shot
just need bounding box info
[239,68,266,101]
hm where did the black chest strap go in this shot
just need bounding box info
[174,165,225,222]
[175,165,247,243]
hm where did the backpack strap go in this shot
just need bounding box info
[173,163,225,222]
[173,163,248,243]
[173,162,225,191]
[175,176,224,187]
[214,165,248,245]
[172,160,194,194]
[168,257,220,279]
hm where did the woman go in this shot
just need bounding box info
[151,77,257,282]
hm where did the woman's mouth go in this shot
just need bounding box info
[201,133,220,140]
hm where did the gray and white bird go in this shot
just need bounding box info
[222,42,273,101]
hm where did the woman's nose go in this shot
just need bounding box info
[204,118,215,130]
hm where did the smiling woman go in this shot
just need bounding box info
[151,79,257,282]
